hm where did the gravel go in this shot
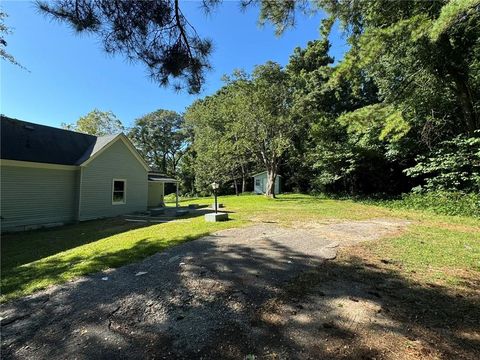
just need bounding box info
[0,219,409,359]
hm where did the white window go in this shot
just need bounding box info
[112,179,126,205]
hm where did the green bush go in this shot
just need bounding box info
[404,131,480,193]
[377,191,480,218]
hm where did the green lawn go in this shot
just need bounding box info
[1,194,479,302]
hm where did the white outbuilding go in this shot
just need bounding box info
[252,171,282,194]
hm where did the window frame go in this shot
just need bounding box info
[112,178,127,205]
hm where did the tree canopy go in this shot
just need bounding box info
[62,109,124,136]
[37,0,213,93]
[183,0,479,196]
[129,109,187,176]
[24,0,480,197]
[185,62,297,197]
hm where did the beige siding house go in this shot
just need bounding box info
[0,116,159,232]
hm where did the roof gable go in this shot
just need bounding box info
[79,134,150,171]
[74,134,117,165]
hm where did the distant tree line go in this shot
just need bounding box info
[185,0,480,197]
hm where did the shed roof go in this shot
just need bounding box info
[0,115,148,170]
[148,172,179,183]
[252,171,282,178]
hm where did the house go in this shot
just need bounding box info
[252,171,282,194]
[0,116,173,232]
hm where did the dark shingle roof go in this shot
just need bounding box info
[1,115,112,166]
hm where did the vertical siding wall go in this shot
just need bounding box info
[253,175,265,194]
[148,182,164,207]
[0,165,78,230]
[253,173,281,194]
[79,140,148,221]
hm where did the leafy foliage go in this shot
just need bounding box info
[405,131,480,192]
[186,62,296,197]
[44,0,479,203]
[373,191,480,218]
[62,109,124,136]
[247,0,479,199]
[430,0,480,42]
[37,0,213,93]
[338,104,409,142]
[128,109,186,176]
[0,9,26,69]
[185,79,254,194]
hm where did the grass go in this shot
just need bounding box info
[1,214,245,302]
[364,221,480,286]
[1,193,479,302]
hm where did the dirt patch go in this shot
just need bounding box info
[4,218,476,360]
[291,218,411,245]
[250,247,480,360]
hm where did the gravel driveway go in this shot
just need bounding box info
[1,219,409,359]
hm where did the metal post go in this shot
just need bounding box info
[214,190,218,214]
[175,182,179,208]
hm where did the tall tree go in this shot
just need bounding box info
[246,62,295,197]
[255,0,480,194]
[187,63,296,197]
[129,109,186,176]
[257,0,480,136]
[63,109,124,136]
[218,62,296,197]
[185,90,250,194]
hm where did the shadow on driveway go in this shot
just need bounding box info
[1,223,479,359]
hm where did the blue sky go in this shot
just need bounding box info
[1,1,348,129]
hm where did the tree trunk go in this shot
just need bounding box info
[452,75,478,135]
[233,177,239,196]
[240,162,246,193]
[162,153,167,174]
[265,169,276,198]
[442,39,479,135]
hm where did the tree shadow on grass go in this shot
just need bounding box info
[1,206,225,272]
[1,218,152,270]
[1,231,479,359]
[0,232,211,302]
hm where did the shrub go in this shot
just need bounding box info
[404,131,480,193]
[379,191,480,217]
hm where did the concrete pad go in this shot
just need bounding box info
[150,208,165,216]
[205,212,229,222]
[175,210,189,217]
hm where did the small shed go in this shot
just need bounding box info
[252,171,282,194]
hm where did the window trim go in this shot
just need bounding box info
[112,178,127,205]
